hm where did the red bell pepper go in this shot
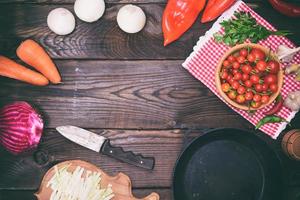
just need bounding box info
[162,0,206,46]
[201,0,236,23]
[268,0,300,17]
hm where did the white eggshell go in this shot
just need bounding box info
[117,4,146,34]
[47,8,76,35]
[74,0,105,23]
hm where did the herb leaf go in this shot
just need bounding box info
[214,11,291,46]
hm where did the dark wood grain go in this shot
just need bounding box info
[0,129,188,189]
[1,128,300,199]
[0,188,171,200]
[0,0,166,3]
[0,60,253,129]
[0,0,266,5]
[1,0,300,199]
[2,187,300,200]
[0,189,171,200]
[0,2,299,60]
[1,128,300,188]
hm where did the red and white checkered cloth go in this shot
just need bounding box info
[183,0,300,139]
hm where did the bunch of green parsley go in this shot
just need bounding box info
[214,11,291,46]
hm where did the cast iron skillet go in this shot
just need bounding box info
[173,128,283,200]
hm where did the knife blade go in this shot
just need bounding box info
[56,125,155,170]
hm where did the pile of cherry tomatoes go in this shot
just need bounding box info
[220,47,281,109]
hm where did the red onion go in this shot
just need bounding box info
[0,101,43,154]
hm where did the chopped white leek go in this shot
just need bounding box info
[47,165,114,200]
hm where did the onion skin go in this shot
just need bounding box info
[0,101,43,154]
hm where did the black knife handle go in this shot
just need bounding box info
[101,139,155,170]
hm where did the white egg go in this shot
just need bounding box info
[47,8,76,35]
[74,0,105,23]
[117,4,146,34]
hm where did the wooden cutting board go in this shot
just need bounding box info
[35,160,160,200]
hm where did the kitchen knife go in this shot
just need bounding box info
[56,126,155,170]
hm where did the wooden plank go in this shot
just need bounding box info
[1,128,299,190]
[0,129,188,189]
[0,2,299,59]
[0,0,166,3]
[0,0,265,5]
[0,60,253,129]
[0,188,171,200]
[2,187,300,200]
[0,4,201,60]
[0,128,300,191]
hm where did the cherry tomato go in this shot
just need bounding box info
[237,86,246,95]
[223,60,230,68]
[239,48,248,57]
[221,83,231,93]
[261,83,268,91]
[247,53,256,63]
[251,48,266,61]
[228,91,237,100]
[234,72,242,81]
[231,81,240,90]
[253,94,262,102]
[236,95,246,104]
[237,56,245,64]
[264,74,277,85]
[269,83,278,92]
[242,65,252,74]
[232,69,239,75]
[242,73,249,81]
[267,60,280,74]
[220,71,228,79]
[232,61,240,69]
[226,74,233,82]
[245,91,254,101]
[228,55,236,63]
[256,60,267,72]
[229,79,235,85]
[261,95,270,104]
[251,101,261,108]
[250,75,260,84]
[255,84,263,92]
[244,80,253,88]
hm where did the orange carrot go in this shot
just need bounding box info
[0,56,49,86]
[16,39,61,84]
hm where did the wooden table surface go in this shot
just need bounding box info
[1,0,300,199]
